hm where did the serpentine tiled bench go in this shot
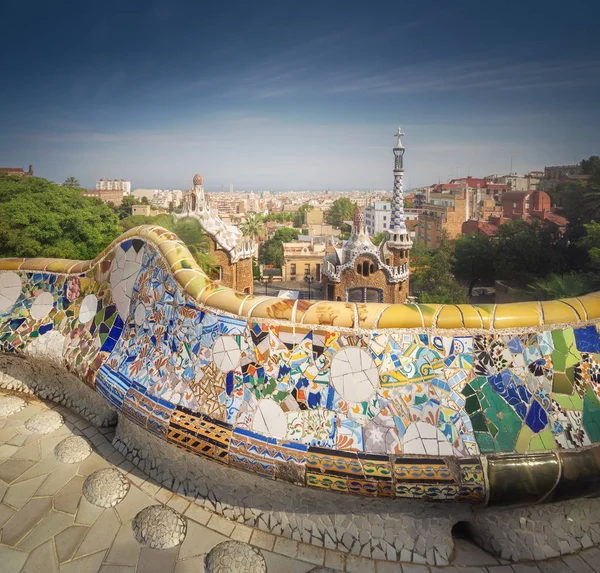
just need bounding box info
[2,224,600,565]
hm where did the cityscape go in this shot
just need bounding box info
[1,1,600,573]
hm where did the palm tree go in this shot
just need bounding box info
[63,177,80,188]
[239,213,264,240]
[529,273,594,299]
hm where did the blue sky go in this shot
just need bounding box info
[1,0,599,190]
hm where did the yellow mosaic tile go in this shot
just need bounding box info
[472,304,494,329]
[184,276,211,300]
[158,240,187,258]
[300,301,356,328]
[0,258,27,271]
[418,304,443,327]
[559,297,588,321]
[293,299,315,323]
[377,304,423,329]
[24,258,67,271]
[204,289,249,315]
[248,298,296,321]
[493,302,542,328]
[44,260,82,273]
[435,305,464,329]
[69,261,91,274]
[198,282,228,304]
[541,300,581,325]
[173,269,204,290]
[240,295,271,317]
[456,305,484,329]
[356,303,390,329]
[578,292,600,320]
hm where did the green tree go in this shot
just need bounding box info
[372,232,385,246]
[325,197,355,229]
[239,212,264,239]
[119,213,215,272]
[528,273,595,300]
[258,239,284,268]
[294,203,314,227]
[578,222,600,271]
[412,232,468,304]
[0,174,120,260]
[117,196,140,219]
[273,227,299,242]
[63,177,81,188]
[453,234,497,296]
[493,219,568,283]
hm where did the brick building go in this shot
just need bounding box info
[82,188,125,206]
[176,175,255,293]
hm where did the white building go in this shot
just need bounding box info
[364,201,392,235]
[96,179,131,195]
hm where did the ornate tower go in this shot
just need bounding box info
[385,128,413,266]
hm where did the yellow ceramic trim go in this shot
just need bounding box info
[2,225,600,331]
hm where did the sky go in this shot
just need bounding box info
[1,0,599,191]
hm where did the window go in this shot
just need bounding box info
[513,202,517,208]
[290,264,296,275]
[305,263,310,274]
[383,223,386,228]
[362,261,370,276]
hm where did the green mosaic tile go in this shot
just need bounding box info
[474,431,495,453]
[583,387,600,443]
[553,371,574,394]
[529,429,555,451]
[552,351,567,372]
[471,411,487,432]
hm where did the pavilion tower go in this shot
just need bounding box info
[385,127,413,268]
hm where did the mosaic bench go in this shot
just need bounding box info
[3,225,600,563]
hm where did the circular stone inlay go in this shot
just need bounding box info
[0,395,26,416]
[0,272,22,312]
[212,335,241,372]
[83,467,130,507]
[132,505,187,549]
[30,291,55,320]
[24,410,64,433]
[79,294,98,323]
[330,347,379,403]
[205,541,266,573]
[54,435,92,463]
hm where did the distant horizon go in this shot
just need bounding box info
[1,0,598,190]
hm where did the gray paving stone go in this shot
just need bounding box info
[18,509,74,551]
[262,550,315,573]
[74,496,105,525]
[105,520,142,566]
[0,496,53,546]
[512,565,543,573]
[0,545,30,572]
[3,474,46,509]
[0,502,16,528]
[75,507,120,557]
[21,539,58,573]
[174,555,207,573]
[59,549,107,573]
[178,521,227,560]
[136,547,178,573]
[581,548,600,573]
[55,525,89,563]
[401,565,429,573]
[538,559,573,572]
[99,567,136,573]
[0,459,37,483]
[561,554,595,573]
[54,475,85,514]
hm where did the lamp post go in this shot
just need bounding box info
[304,273,316,300]
[259,273,273,296]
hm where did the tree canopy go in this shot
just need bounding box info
[0,174,120,260]
[453,233,497,296]
[412,233,468,304]
[325,197,355,229]
[63,177,80,188]
[239,212,264,238]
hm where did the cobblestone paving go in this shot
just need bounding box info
[1,391,599,573]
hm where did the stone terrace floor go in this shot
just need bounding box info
[1,391,599,573]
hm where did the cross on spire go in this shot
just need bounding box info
[394,127,405,148]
